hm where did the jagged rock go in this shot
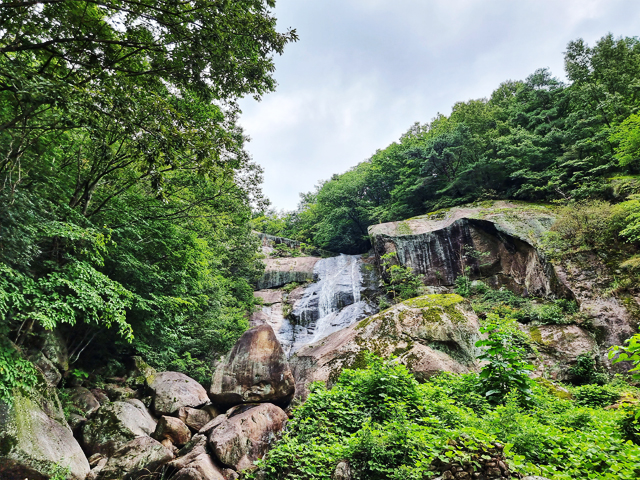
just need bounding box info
[168,434,207,469]
[257,256,320,289]
[170,454,224,480]
[524,324,598,381]
[208,403,288,472]
[154,415,192,447]
[177,406,214,431]
[105,383,137,401]
[86,456,108,480]
[332,460,352,480]
[0,386,89,480]
[290,294,481,399]
[29,350,61,387]
[82,400,157,456]
[63,386,101,416]
[149,371,209,416]
[95,436,173,480]
[40,329,69,372]
[210,325,295,407]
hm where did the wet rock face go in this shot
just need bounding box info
[256,257,320,289]
[371,216,564,298]
[149,372,209,416]
[0,388,90,480]
[290,294,482,399]
[210,325,295,408]
[264,254,380,357]
[207,403,288,472]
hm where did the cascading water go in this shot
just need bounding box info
[275,254,376,356]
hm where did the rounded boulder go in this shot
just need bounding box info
[209,325,295,407]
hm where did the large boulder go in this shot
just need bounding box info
[524,324,599,381]
[0,386,89,480]
[210,325,295,408]
[153,415,192,447]
[208,403,288,472]
[290,294,482,399]
[82,400,157,456]
[95,436,173,480]
[40,329,69,373]
[29,350,62,387]
[149,371,209,416]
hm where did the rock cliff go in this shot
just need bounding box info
[368,201,639,372]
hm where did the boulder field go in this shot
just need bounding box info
[1,326,292,480]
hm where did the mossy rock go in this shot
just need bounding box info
[535,377,573,400]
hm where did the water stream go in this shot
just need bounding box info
[276,254,377,356]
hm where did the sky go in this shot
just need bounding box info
[238,0,640,211]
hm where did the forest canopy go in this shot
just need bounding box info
[0,0,297,387]
[254,34,640,254]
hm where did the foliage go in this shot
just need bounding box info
[611,113,640,166]
[609,334,640,382]
[568,353,609,385]
[0,339,38,404]
[544,201,625,255]
[471,287,577,326]
[572,384,620,408]
[476,317,535,405]
[380,253,424,301]
[256,355,640,480]
[619,406,640,444]
[0,0,293,395]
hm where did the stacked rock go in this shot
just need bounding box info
[431,441,516,480]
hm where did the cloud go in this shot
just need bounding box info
[239,0,640,210]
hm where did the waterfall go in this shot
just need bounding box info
[275,254,376,356]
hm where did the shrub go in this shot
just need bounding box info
[476,317,535,405]
[380,253,424,301]
[568,353,609,385]
[572,384,620,407]
[547,201,624,252]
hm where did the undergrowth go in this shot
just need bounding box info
[253,356,640,480]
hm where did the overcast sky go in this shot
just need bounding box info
[238,0,640,211]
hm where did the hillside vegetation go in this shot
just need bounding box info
[254,34,640,254]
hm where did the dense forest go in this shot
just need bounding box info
[3,2,640,479]
[0,0,297,391]
[253,34,640,253]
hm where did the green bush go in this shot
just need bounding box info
[476,318,535,405]
[568,353,609,385]
[572,384,620,407]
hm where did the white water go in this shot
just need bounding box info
[275,254,376,356]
